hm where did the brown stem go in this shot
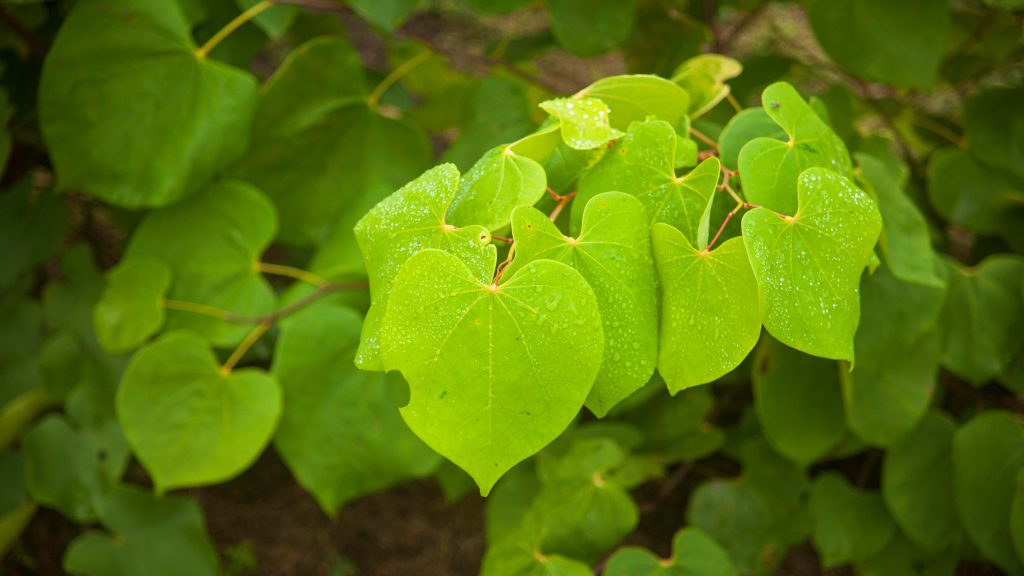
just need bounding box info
[0,4,47,57]
[548,191,576,223]
[690,127,719,151]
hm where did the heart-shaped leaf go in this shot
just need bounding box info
[604,527,738,576]
[63,486,219,576]
[809,472,896,568]
[380,249,603,494]
[448,146,547,231]
[843,262,946,447]
[576,74,691,130]
[38,0,257,208]
[540,97,624,150]
[882,412,960,553]
[576,119,721,240]
[953,411,1024,575]
[738,82,853,214]
[939,255,1024,386]
[742,168,882,361]
[354,164,496,370]
[116,331,281,492]
[652,222,761,393]
[672,54,743,119]
[272,303,440,515]
[93,257,172,353]
[507,192,657,416]
[752,336,846,468]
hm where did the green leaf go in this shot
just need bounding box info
[124,181,277,347]
[807,0,949,90]
[718,107,785,171]
[623,385,724,463]
[672,55,743,119]
[22,413,126,523]
[38,0,257,208]
[576,74,691,130]
[347,0,418,31]
[507,193,657,416]
[963,87,1024,181]
[855,152,944,287]
[1013,471,1024,568]
[939,255,1024,386]
[235,0,294,37]
[842,263,946,446]
[271,303,439,515]
[0,453,27,517]
[652,223,760,393]
[354,164,496,370]
[481,532,594,576]
[0,183,67,291]
[526,439,638,562]
[486,463,540,544]
[604,527,738,576]
[809,472,896,568]
[116,331,282,492]
[952,410,1024,575]
[576,120,721,241]
[444,77,538,170]
[854,532,959,576]
[687,439,809,575]
[251,37,367,140]
[380,249,603,495]
[752,337,846,467]
[546,0,636,56]
[0,299,43,408]
[927,148,1023,235]
[882,412,960,553]
[742,168,882,361]
[236,38,433,247]
[93,257,172,354]
[448,146,548,231]
[540,97,624,150]
[738,82,853,214]
[63,486,219,576]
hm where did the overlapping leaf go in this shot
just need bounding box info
[540,97,623,150]
[652,222,760,393]
[576,74,691,130]
[576,119,721,240]
[381,249,603,494]
[448,146,548,231]
[272,303,440,515]
[507,192,657,416]
[124,181,277,347]
[93,257,172,353]
[353,164,496,370]
[738,82,853,214]
[63,486,219,576]
[604,527,737,576]
[672,54,743,118]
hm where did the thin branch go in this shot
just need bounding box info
[0,4,47,57]
[165,281,368,325]
[548,191,576,223]
[220,322,271,375]
[719,0,769,50]
[690,127,719,151]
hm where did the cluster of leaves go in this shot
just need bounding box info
[1,0,1023,575]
